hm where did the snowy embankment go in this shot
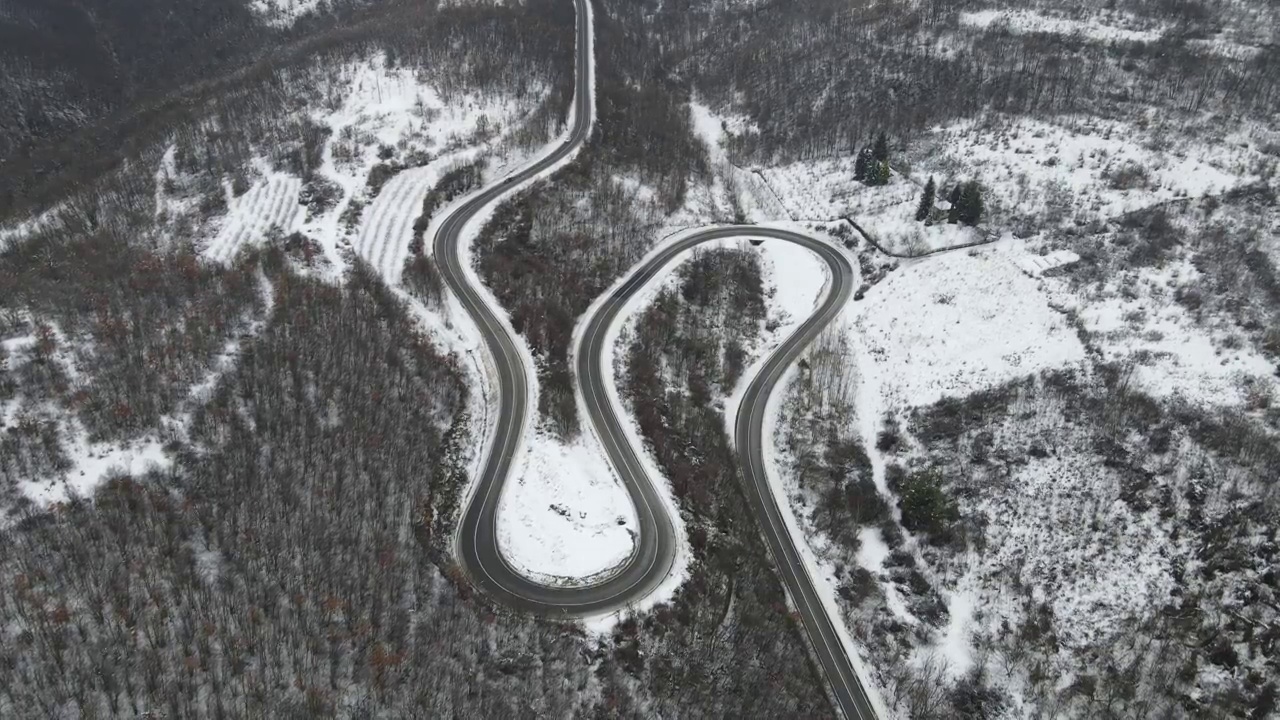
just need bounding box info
[688,101,889,709]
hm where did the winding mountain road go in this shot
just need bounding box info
[432,0,878,716]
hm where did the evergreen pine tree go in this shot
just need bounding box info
[874,160,891,186]
[915,176,936,222]
[873,132,889,163]
[959,181,984,226]
[947,184,962,223]
[854,146,872,183]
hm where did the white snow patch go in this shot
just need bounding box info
[0,205,64,249]
[856,244,1087,408]
[936,576,977,677]
[959,8,1265,57]
[855,526,913,622]
[960,9,1165,44]
[250,0,323,28]
[1060,258,1277,407]
[1016,249,1080,277]
[19,433,171,507]
[205,172,303,263]
[497,427,638,586]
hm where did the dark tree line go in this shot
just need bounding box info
[615,0,1280,163]
[946,181,984,226]
[0,257,608,719]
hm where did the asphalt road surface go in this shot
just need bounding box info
[433,0,878,715]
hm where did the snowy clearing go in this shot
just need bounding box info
[1,328,173,510]
[913,115,1261,230]
[19,434,171,507]
[496,426,638,586]
[855,243,1087,409]
[959,8,1264,57]
[193,52,549,272]
[1047,257,1277,407]
[758,156,917,222]
[959,9,1165,45]
[250,0,323,28]
[352,166,437,280]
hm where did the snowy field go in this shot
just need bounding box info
[855,244,1087,409]
[959,8,1165,45]
[352,166,436,280]
[496,427,638,586]
[913,116,1261,227]
[1046,255,1277,407]
[757,157,917,222]
[707,100,1270,258]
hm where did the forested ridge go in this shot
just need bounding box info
[0,1,610,716]
[3,0,1276,716]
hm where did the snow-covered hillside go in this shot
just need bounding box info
[250,0,323,28]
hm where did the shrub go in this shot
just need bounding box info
[897,470,959,544]
[299,175,342,219]
[1104,161,1152,190]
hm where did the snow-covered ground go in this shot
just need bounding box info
[352,166,437,280]
[758,156,917,222]
[193,53,546,273]
[959,8,1265,57]
[496,427,638,586]
[959,8,1165,44]
[747,237,895,719]
[19,432,171,507]
[0,205,65,250]
[768,184,1280,714]
[914,116,1259,227]
[204,173,303,263]
[2,327,172,510]
[1045,255,1277,407]
[250,0,322,28]
[705,103,1269,257]
[856,243,1087,408]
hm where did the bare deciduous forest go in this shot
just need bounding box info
[2,0,1278,716]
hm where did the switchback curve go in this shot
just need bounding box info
[430,0,878,715]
